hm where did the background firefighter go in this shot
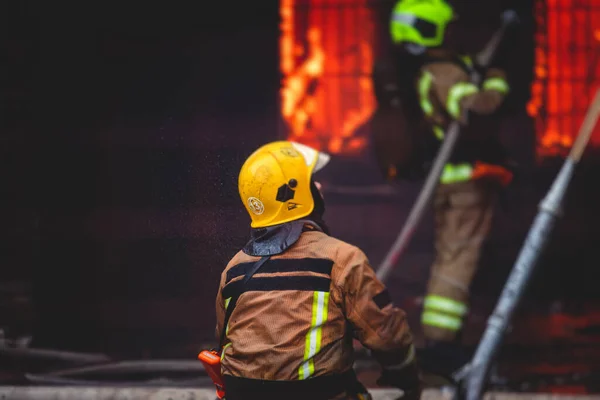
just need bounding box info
[215,141,421,399]
[371,0,514,377]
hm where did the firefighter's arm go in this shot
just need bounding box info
[429,63,510,124]
[467,67,510,115]
[335,248,420,392]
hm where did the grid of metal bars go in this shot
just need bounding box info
[279,0,378,156]
[529,0,600,158]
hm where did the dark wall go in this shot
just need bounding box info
[4,2,279,356]
[5,0,599,360]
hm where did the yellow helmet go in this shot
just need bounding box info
[238,141,331,228]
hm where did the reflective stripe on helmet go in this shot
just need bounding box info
[299,291,330,380]
[392,11,417,26]
[447,82,478,119]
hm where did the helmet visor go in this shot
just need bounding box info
[393,12,438,39]
[290,142,331,173]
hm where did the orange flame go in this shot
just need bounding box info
[279,0,376,156]
[529,0,600,158]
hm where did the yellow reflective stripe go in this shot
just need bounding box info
[440,163,473,184]
[424,295,468,316]
[460,55,473,68]
[221,342,232,359]
[483,77,509,94]
[422,311,462,331]
[447,82,478,118]
[224,297,232,335]
[418,71,434,116]
[433,125,444,140]
[299,291,329,380]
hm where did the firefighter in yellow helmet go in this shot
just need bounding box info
[373,0,514,377]
[215,141,421,399]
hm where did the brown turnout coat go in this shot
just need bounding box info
[216,227,415,381]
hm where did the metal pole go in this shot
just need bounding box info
[463,89,600,400]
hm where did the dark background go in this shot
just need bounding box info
[4,0,600,373]
[4,1,280,357]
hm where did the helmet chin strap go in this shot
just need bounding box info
[310,179,325,218]
[308,179,330,235]
[404,42,426,55]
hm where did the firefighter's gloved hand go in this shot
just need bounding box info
[376,361,422,399]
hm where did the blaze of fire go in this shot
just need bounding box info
[528,0,600,158]
[279,0,376,156]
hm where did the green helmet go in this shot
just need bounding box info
[390,0,454,48]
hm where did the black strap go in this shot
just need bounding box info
[219,256,270,350]
[223,369,364,400]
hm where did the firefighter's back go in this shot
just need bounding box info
[213,140,420,400]
[220,229,356,377]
